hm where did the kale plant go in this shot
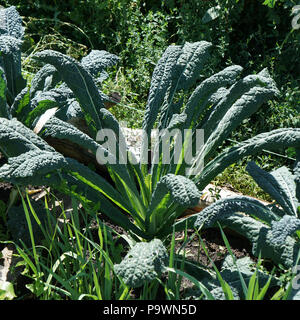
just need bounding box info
[114,238,169,288]
[0,6,300,244]
[0,6,119,133]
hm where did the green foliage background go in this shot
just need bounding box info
[1,0,299,94]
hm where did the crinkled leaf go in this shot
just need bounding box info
[200,69,275,140]
[149,174,201,213]
[157,41,212,131]
[220,212,300,268]
[0,35,26,101]
[269,215,300,247]
[54,98,83,121]
[163,174,201,207]
[30,64,61,97]
[174,196,277,233]
[114,239,168,288]
[254,225,299,268]
[33,50,105,136]
[81,50,119,77]
[142,42,211,163]
[0,117,54,157]
[175,195,300,268]
[142,45,183,137]
[41,116,100,154]
[0,149,67,184]
[167,113,187,131]
[201,69,279,160]
[183,65,243,128]
[247,162,299,216]
[219,255,276,299]
[175,41,212,91]
[216,212,299,268]
[0,6,24,39]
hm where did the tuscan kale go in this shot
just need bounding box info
[0,6,299,244]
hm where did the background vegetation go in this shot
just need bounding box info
[0,0,299,125]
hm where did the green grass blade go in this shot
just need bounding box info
[217,223,248,297]
[198,235,235,300]
[270,287,285,300]
[256,274,272,300]
[18,187,39,270]
[246,271,259,300]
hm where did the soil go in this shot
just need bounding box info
[177,227,254,269]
